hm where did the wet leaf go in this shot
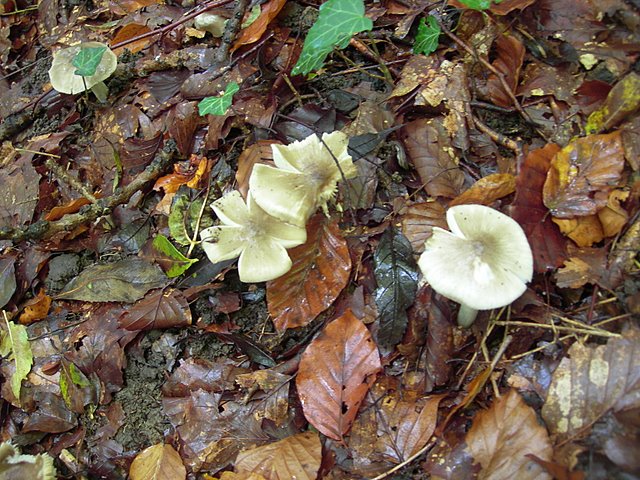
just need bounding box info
[198,82,240,116]
[56,258,167,303]
[450,173,516,206]
[267,215,351,332]
[0,255,16,309]
[552,215,603,247]
[168,186,213,246]
[291,0,373,76]
[129,443,186,480]
[586,72,640,133]
[0,155,39,229]
[400,201,448,254]
[0,320,33,403]
[235,370,290,426]
[296,310,381,441]
[111,23,152,55]
[119,289,192,331]
[151,234,198,278]
[542,327,640,441]
[466,389,553,479]
[232,0,288,51]
[543,132,625,218]
[373,227,419,347]
[235,431,321,479]
[511,144,568,272]
[413,16,440,55]
[72,45,107,76]
[482,34,525,108]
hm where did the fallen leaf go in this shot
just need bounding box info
[235,370,291,426]
[45,196,93,221]
[119,289,192,331]
[0,155,39,229]
[555,247,608,289]
[296,310,381,441]
[586,72,640,133]
[235,431,321,480]
[18,288,51,324]
[466,389,552,480]
[511,144,568,272]
[552,215,604,247]
[267,215,351,332]
[129,443,186,480]
[0,320,33,405]
[0,255,17,309]
[150,234,198,278]
[56,258,167,303]
[232,0,287,51]
[373,227,419,347]
[400,201,448,254]
[597,189,629,237]
[481,34,525,108]
[235,141,275,198]
[389,55,439,98]
[542,326,640,441]
[543,132,625,218]
[111,23,152,55]
[449,173,516,206]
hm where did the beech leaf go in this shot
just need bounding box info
[0,256,16,309]
[235,431,322,480]
[374,227,419,347]
[119,289,192,331]
[56,258,167,303]
[296,310,381,441]
[0,319,33,403]
[267,215,351,332]
[466,389,553,479]
[129,443,186,480]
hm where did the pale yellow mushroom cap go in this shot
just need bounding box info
[48,41,117,95]
[418,204,533,311]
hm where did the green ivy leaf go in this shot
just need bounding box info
[413,16,440,55]
[456,0,498,10]
[0,320,33,403]
[292,0,373,76]
[152,234,198,278]
[72,46,108,77]
[198,82,240,116]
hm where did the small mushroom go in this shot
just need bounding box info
[0,441,56,480]
[418,204,533,327]
[200,190,307,283]
[249,131,357,227]
[48,41,117,102]
[194,12,227,37]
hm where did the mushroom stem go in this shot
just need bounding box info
[90,82,108,102]
[457,304,478,328]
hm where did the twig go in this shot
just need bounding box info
[213,0,249,65]
[0,141,177,242]
[471,114,524,169]
[38,155,98,204]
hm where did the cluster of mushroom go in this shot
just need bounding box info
[200,131,357,283]
[418,204,533,327]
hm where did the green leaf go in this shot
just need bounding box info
[56,258,167,303]
[152,234,198,278]
[72,46,108,77]
[456,0,499,10]
[198,81,240,116]
[413,16,440,55]
[291,0,373,76]
[373,227,419,347]
[169,186,214,246]
[60,361,91,409]
[0,320,33,403]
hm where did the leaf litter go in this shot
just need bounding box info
[0,0,638,478]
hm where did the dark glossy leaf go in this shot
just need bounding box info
[215,333,276,367]
[119,289,192,331]
[0,256,16,309]
[72,46,107,76]
[374,227,419,347]
[348,126,402,160]
[56,258,167,303]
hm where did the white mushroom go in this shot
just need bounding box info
[194,12,227,37]
[200,190,307,283]
[249,131,357,227]
[418,204,533,327]
[48,42,117,102]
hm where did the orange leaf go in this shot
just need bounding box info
[598,189,629,237]
[553,215,604,247]
[235,431,321,479]
[18,289,51,325]
[232,0,288,51]
[45,195,102,221]
[154,156,211,194]
[449,173,516,206]
[129,443,186,480]
[296,310,381,441]
[267,215,351,332]
[543,132,625,218]
[466,390,553,480]
[111,23,153,55]
[484,34,525,108]
[511,144,567,272]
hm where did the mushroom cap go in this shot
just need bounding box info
[194,12,227,37]
[48,41,117,95]
[418,204,533,310]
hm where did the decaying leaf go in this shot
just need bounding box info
[129,443,186,480]
[235,431,321,480]
[552,215,603,247]
[232,0,287,51]
[542,327,640,441]
[586,72,640,133]
[235,369,291,426]
[267,215,351,332]
[18,288,51,324]
[56,258,167,303]
[119,289,192,331]
[449,173,516,206]
[0,255,16,309]
[543,132,625,218]
[296,310,381,441]
[400,201,447,254]
[481,34,525,108]
[466,389,552,480]
[0,155,39,229]
[554,246,608,289]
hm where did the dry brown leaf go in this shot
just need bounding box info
[449,173,516,206]
[389,55,439,98]
[18,289,51,325]
[129,443,186,480]
[235,141,275,199]
[267,215,351,332]
[598,189,629,237]
[212,473,267,480]
[232,0,288,51]
[542,327,640,441]
[483,34,525,108]
[543,132,625,218]
[235,370,291,426]
[235,431,321,480]
[466,389,552,480]
[400,201,447,254]
[553,215,604,247]
[111,23,153,55]
[296,310,381,441]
